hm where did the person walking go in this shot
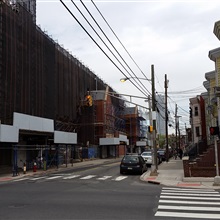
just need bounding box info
[178,148,183,159]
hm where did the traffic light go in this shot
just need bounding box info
[85,95,93,107]
[148,125,153,133]
[210,126,219,136]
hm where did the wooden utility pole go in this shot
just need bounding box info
[151,64,158,173]
[164,74,169,162]
[175,104,178,150]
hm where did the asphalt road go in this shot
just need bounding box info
[2,162,220,220]
[0,162,162,220]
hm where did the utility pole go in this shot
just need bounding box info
[151,64,158,174]
[164,74,169,162]
[175,104,178,150]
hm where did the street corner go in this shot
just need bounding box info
[176,182,202,188]
[140,171,160,185]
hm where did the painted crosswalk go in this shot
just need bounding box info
[12,174,128,183]
[155,187,220,219]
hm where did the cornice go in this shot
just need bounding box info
[214,20,220,41]
[209,47,220,61]
[205,70,215,80]
[203,80,210,90]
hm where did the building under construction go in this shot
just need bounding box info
[0,0,146,173]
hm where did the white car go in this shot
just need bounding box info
[141,151,152,166]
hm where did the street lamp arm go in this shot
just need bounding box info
[120,77,151,82]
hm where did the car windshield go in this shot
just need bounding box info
[142,152,151,156]
[123,156,139,163]
[158,151,165,155]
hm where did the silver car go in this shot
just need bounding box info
[141,151,152,166]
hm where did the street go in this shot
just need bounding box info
[1,162,220,219]
[0,162,161,220]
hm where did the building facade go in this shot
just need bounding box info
[0,1,147,172]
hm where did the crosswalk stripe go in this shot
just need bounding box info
[46,176,63,180]
[162,187,215,191]
[155,211,220,219]
[155,187,220,219]
[158,205,220,212]
[63,175,81,180]
[80,175,96,180]
[161,192,220,197]
[159,199,220,205]
[29,177,47,180]
[11,174,130,182]
[97,176,112,180]
[160,195,220,200]
[13,178,29,182]
[114,176,128,181]
[162,189,218,194]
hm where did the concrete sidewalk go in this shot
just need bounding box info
[141,158,220,189]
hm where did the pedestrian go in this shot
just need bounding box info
[178,148,183,159]
[173,149,177,160]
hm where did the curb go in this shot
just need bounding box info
[147,180,160,185]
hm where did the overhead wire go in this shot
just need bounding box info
[91,0,151,82]
[79,0,151,96]
[60,0,191,130]
[59,0,150,98]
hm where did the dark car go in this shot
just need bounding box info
[120,154,147,174]
[157,149,166,161]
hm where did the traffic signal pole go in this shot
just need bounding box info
[214,136,219,176]
[213,135,220,186]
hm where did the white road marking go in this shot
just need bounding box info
[12,174,130,182]
[63,175,81,180]
[162,187,215,192]
[13,178,29,182]
[162,189,218,194]
[80,175,96,180]
[29,177,47,180]
[156,187,220,219]
[46,176,63,180]
[97,176,112,180]
[160,195,220,200]
[155,211,220,219]
[161,192,220,197]
[159,199,220,205]
[114,176,128,181]
[158,205,220,212]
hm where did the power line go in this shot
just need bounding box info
[91,0,151,82]
[78,0,151,96]
[59,0,150,98]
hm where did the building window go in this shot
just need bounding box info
[195,126,200,137]
[194,106,199,116]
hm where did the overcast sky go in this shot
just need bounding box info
[36,0,220,133]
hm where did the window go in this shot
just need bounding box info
[195,126,200,137]
[194,106,199,116]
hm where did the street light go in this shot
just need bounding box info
[120,65,158,174]
[120,77,151,82]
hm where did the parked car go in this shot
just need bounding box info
[120,154,147,174]
[157,149,166,161]
[141,151,153,167]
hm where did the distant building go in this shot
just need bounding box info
[156,94,166,135]
[189,96,207,144]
